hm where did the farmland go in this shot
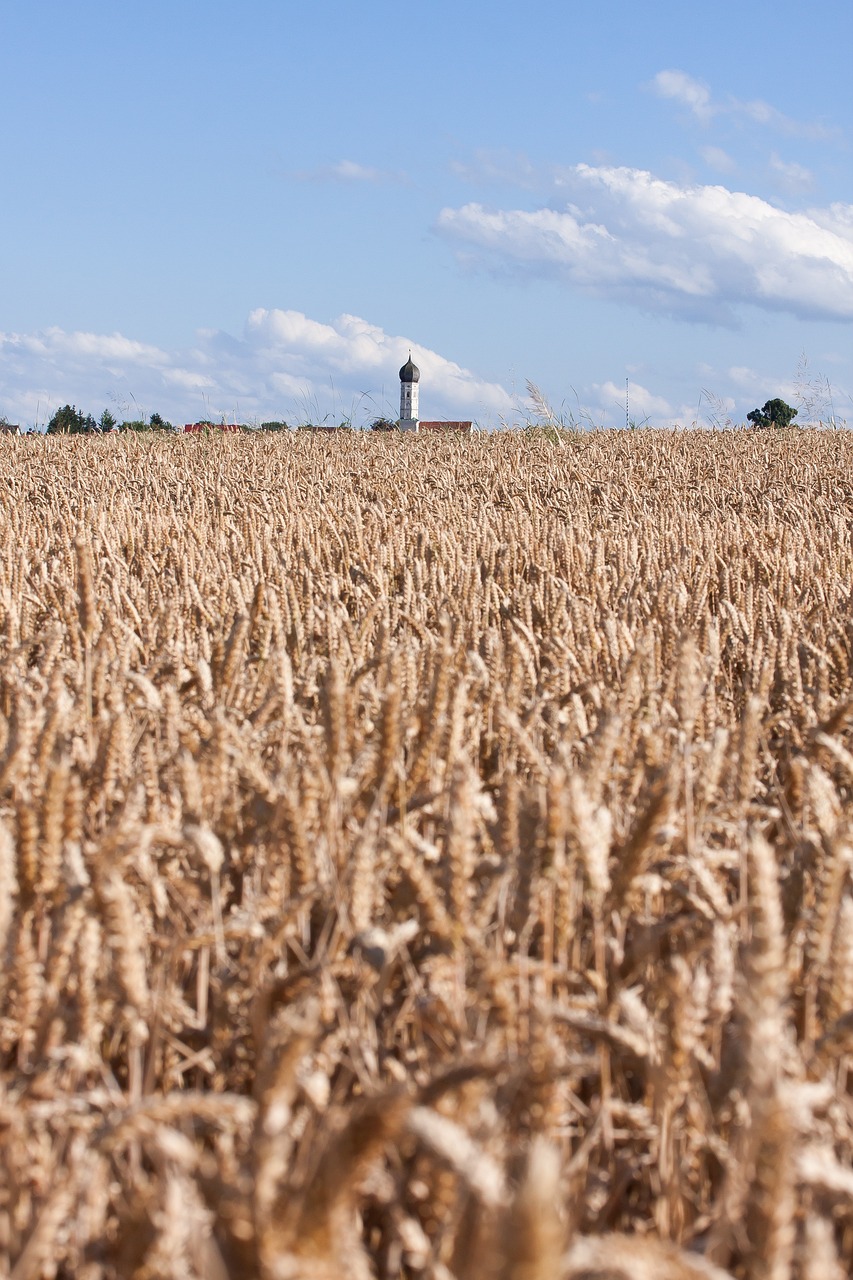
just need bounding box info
[1,429,852,1279]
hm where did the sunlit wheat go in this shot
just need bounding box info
[1,429,852,1278]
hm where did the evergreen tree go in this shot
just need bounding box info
[46,404,96,434]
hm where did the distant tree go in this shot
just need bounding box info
[260,420,289,432]
[369,417,399,432]
[99,409,117,433]
[46,404,96,435]
[120,413,173,432]
[747,398,798,430]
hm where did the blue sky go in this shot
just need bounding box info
[1,0,851,428]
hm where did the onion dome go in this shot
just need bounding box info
[399,354,420,383]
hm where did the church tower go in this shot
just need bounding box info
[399,353,420,431]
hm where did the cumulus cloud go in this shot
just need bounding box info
[599,380,673,421]
[3,328,170,370]
[650,69,833,139]
[243,311,512,416]
[522,378,707,430]
[437,165,853,324]
[0,311,512,428]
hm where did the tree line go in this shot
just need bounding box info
[41,406,291,434]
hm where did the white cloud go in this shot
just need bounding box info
[437,165,853,324]
[650,69,833,139]
[514,378,706,431]
[600,380,673,420]
[0,311,512,429]
[161,367,218,391]
[728,366,764,389]
[1,328,170,369]
[808,202,853,238]
[700,145,736,174]
[653,70,714,122]
[450,149,540,189]
[245,310,512,417]
[290,159,409,185]
[724,361,851,426]
[769,152,814,193]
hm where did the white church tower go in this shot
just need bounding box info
[399,353,420,431]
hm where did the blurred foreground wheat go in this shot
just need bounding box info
[1,430,852,1279]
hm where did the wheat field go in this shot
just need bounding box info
[1,429,852,1279]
